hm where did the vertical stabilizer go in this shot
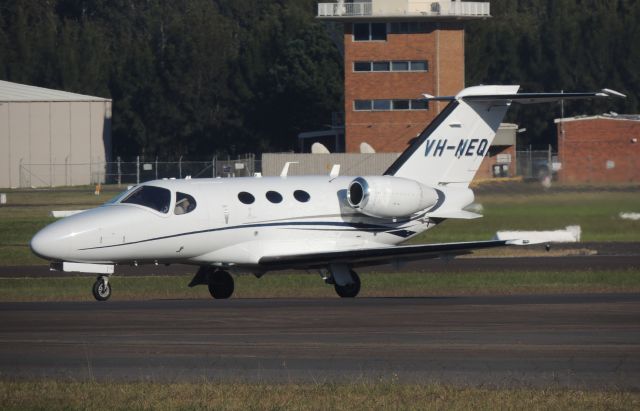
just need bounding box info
[385,85,520,187]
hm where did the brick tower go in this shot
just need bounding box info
[317,0,490,153]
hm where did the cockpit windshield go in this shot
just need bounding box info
[104,186,137,205]
[121,185,171,213]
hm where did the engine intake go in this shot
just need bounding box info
[347,176,439,219]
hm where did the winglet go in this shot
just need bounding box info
[601,88,627,98]
[329,164,340,178]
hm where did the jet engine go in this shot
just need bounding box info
[346,176,439,219]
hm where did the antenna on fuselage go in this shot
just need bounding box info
[329,164,340,178]
[280,162,299,177]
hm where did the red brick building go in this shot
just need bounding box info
[556,115,640,183]
[317,0,490,152]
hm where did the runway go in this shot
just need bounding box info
[1,294,639,388]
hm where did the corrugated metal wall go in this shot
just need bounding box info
[262,153,401,177]
[0,101,111,188]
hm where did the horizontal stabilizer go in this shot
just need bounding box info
[421,88,626,104]
[427,210,483,219]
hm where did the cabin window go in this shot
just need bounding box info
[174,192,197,215]
[238,192,255,204]
[266,191,283,203]
[121,185,171,213]
[293,190,310,203]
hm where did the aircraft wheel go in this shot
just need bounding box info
[92,276,111,302]
[208,270,234,299]
[334,270,360,298]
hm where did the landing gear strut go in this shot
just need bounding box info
[92,275,111,301]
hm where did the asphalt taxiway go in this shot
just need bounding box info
[1,294,638,388]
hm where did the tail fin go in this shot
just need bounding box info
[385,85,519,188]
[384,85,622,188]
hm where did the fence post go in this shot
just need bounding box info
[117,156,122,186]
[528,145,533,178]
[136,156,140,184]
[179,155,183,179]
[19,159,23,188]
[212,156,216,178]
[65,156,69,187]
[155,156,158,180]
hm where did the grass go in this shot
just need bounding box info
[411,190,640,243]
[0,186,123,265]
[0,380,638,410]
[1,185,639,266]
[1,270,639,302]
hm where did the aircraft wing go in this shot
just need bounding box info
[258,239,525,270]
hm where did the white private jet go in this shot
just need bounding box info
[30,85,624,301]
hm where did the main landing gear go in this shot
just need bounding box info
[92,275,112,301]
[334,270,361,298]
[325,264,361,298]
[189,266,234,299]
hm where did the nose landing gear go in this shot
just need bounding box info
[92,275,112,301]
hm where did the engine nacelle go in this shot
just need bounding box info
[346,176,439,219]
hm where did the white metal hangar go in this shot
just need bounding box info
[0,80,112,188]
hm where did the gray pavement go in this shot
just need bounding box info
[0,294,639,388]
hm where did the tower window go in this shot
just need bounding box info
[373,100,391,111]
[353,60,428,73]
[410,61,428,71]
[391,61,409,71]
[354,100,372,111]
[389,22,429,34]
[354,61,371,72]
[354,99,429,112]
[371,23,387,40]
[353,23,387,41]
[392,100,410,110]
[372,61,390,72]
[353,23,370,41]
[411,100,429,110]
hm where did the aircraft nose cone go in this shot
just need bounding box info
[30,225,71,261]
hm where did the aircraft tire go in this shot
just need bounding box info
[208,270,234,299]
[334,270,360,298]
[92,276,111,301]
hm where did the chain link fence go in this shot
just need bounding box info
[516,147,557,181]
[18,154,260,188]
[17,149,566,188]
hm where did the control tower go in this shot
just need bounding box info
[317,0,490,153]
